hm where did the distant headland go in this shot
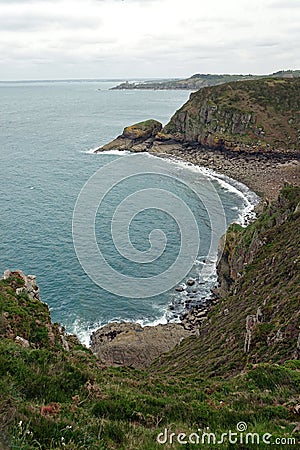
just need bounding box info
[110,69,300,91]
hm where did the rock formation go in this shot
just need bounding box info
[163,78,300,154]
[90,322,194,369]
[95,119,162,152]
[97,78,300,156]
[3,269,41,301]
[0,270,74,351]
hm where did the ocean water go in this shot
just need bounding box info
[0,80,258,345]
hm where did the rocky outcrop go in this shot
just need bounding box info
[0,270,76,351]
[216,185,300,298]
[244,307,264,353]
[163,78,300,154]
[90,322,194,369]
[97,78,300,156]
[3,269,41,301]
[95,119,162,152]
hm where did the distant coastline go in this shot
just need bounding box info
[110,70,300,91]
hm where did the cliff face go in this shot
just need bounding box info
[152,185,300,377]
[97,78,300,156]
[163,78,300,154]
[217,186,300,297]
[0,270,73,351]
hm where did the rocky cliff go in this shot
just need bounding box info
[217,186,300,297]
[163,78,300,154]
[97,78,300,156]
[152,185,300,377]
[0,270,73,351]
[97,119,162,152]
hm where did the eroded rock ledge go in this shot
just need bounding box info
[90,322,196,369]
[96,119,162,153]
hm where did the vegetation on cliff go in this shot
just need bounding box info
[1,186,300,449]
[98,77,300,156]
[163,78,300,154]
[153,185,300,377]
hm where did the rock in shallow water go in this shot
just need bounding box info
[95,119,162,153]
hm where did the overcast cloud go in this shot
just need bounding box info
[0,0,299,80]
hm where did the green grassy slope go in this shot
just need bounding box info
[0,186,299,449]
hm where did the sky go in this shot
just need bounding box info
[0,0,299,80]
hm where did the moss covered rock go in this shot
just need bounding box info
[95,119,162,152]
[123,119,162,140]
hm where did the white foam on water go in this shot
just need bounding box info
[146,152,260,226]
[99,149,131,155]
[70,318,104,348]
[84,147,260,226]
[72,150,260,345]
[84,147,131,155]
[71,306,173,348]
[83,147,100,154]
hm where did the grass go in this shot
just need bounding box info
[1,336,299,449]
[0,186,299,449]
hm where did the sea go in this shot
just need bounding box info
[0,80,259,346]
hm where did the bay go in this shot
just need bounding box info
[0,80,256,345]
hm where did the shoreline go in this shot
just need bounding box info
[145,149,260,226]
[89,147,300,367]
[147,145,300,201]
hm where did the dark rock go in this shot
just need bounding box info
[175,285,185,292]
[95,120,162,152]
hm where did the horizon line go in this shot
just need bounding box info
[0,69,298,84]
